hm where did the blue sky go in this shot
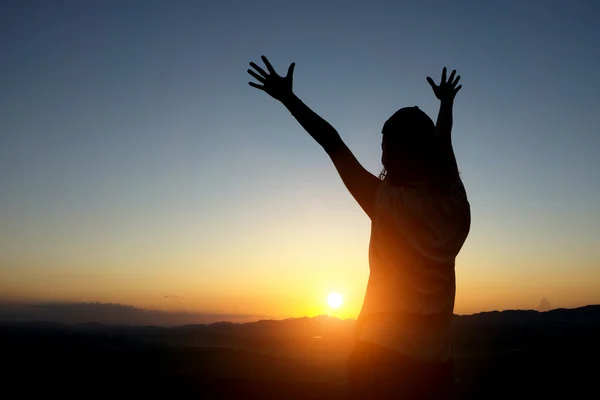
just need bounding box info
[1,0,599,317]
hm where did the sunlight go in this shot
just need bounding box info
[326,292,344,309]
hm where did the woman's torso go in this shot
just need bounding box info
[356,178,471,362]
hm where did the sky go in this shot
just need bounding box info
[1,0,599,323]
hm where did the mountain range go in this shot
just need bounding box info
[2,305,598,399]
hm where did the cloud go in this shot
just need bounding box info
[0,301,269,326]
[534,297,553,312]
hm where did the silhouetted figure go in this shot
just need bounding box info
[248,57,470,399]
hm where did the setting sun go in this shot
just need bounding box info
[326,292,344,309]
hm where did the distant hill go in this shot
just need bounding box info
[1,305,598,398]
[453,304,600,325]
[2,305,599,359]
[2,305,599,343]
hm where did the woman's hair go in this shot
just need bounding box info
[380,107,456,188]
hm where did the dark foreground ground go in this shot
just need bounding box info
[2,306,599,399]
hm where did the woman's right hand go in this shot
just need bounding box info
[247,55,295,102]
[426,67,462,103]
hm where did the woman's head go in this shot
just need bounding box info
[380,106,436,184]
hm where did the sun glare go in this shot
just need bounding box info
[326,292,344,309]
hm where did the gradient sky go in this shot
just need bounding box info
[1,0,599,321]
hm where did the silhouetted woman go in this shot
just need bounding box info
[248,56,470,399]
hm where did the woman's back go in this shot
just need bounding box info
[357,178,471,362]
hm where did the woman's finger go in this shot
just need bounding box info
[426,77,438,90]
[441,67,447,83]
[287,62,295,78]
[452,75,461,87]
[261,56,276,75]
[448,70,456,84]
[247,69,266,83]
[249,62,269,78]
[248,82,265,90]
